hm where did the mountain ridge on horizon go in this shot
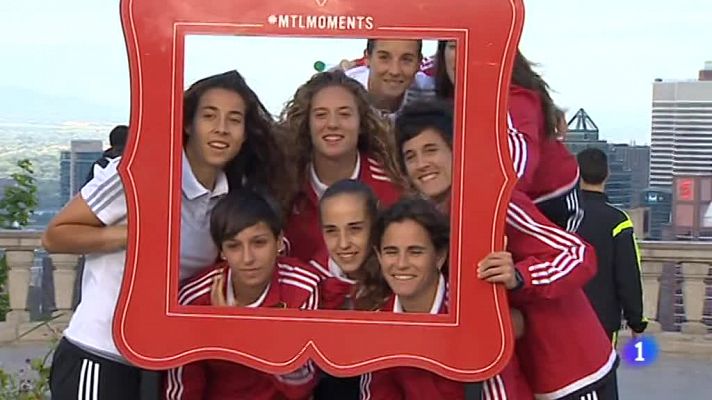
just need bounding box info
[0,86,128,124]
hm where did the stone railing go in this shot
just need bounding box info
[1,231,711,354]
[0,230,78,342]
[634,241,712,356]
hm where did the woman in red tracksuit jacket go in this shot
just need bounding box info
[308,180,388,400]
[360,197,467,400]
[309,179,386,311]
[394,101,617,399]
[433,41,583,232]
[164,191,320,400]
[278,70,403,263]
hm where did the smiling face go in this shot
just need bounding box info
[365,39,421,102]
[309,85,361,161]
[220,221,280,298]
[401,128,453,201]
[376,219,445,305]
[320,192,372,277]
[185,87,246,171]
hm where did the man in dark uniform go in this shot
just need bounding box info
[84,125,128,184]
[576,148,648,399]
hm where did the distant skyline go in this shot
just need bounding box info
[2,0,712,144]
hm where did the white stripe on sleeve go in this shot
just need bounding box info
[507,202,586,286]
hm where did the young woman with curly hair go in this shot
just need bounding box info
[278,70,404,263]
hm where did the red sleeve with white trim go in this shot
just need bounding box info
[306,250,331,281]
[507,85,543,195]
[307,251,356,310]
[362,155,403,209]
[506,191,597,303]
[164,266,221,398]
[483,353,533,399]
[482,374,508,400]
[360,371,402,400]
[164,363,206,400]
[277,257,322,311]
[177,264,224,305]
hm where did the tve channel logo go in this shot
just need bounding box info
[621,336,659,367]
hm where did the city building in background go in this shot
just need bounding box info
[59,140,103,206]
[650,62,712,188]
[606,159,633,208]
[610,144,650,208]
[640,188,673,240]
[565,108,608,154]
[672,175,712,240]
[564,108,646,209]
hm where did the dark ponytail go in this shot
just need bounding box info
[512,51,558,139]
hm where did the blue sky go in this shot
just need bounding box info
[1,0,711,144]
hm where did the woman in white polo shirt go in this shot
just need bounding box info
[42,70,290,400]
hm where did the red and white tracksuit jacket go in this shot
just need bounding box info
[507,84,583,232]
[308,250,359,310]
[358,277,530,400]
[285,153,402,263]
[407,61,607,397]
[506,190,616,399]
[421,59,581,231]
[483,356,533,400]
[464,191,614,400]
[359,275,467,400]
[165,258,321,400]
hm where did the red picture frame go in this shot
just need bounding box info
[115,0,523,382]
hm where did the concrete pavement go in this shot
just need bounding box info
[1,343,710,399]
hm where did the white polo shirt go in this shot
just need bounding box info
[64,152,228,361]
[179,152,229,281]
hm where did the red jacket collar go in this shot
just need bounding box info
[299,152,393,208]
[382,274,448,314]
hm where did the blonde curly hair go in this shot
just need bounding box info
[277,70,406,205]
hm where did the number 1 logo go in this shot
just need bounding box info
[623,336,659,367]
[633,341,645,362]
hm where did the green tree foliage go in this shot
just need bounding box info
[0,159,39,321]
[0,159,39,229]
